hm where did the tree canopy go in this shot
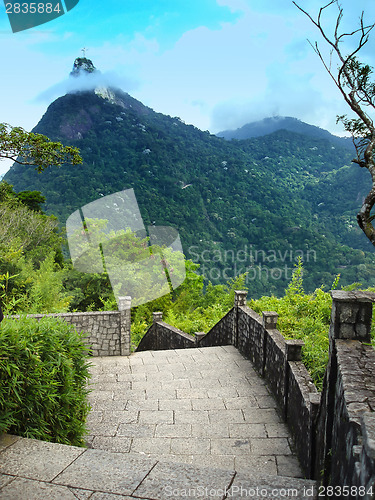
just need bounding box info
[0,122,82,172]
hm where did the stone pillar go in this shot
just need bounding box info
[329,291,375,343]
[118,296,131,356]
[309,393,321,478]
[285,339,304,361]
[309,393,321,422]
[283,339,305,418]
[195,332,206,346]
[152,312,163,350]
[234,290,248,307]
[262,311,278,330]
[153,312,163,323]
[234,291,248,348]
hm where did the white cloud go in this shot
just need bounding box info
[35,70,139,103]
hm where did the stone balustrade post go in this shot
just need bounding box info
[118,296,131,356]
[152,312,163,350]
[283,339,305,418]
[234,291,248,347]
[309,393,321,478]
[153,312,163,323]
[309,393,321,421]
[329,291,375,343]
[195,332,206,346]
[262,311,278,330]
[234,290,248,308]
[285,339,305,361]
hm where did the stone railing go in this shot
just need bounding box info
[6,296,131,357]
[314,291,375,498]
[228,291,318,477]
[136,306,236,352]
[198,308,235,347]
[136,312,196,351]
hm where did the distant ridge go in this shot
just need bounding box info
[217,116,353,150]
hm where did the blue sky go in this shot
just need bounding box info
[1,0,375,175]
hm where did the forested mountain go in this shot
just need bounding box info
[217,116,353,150]
[4,59,375,297]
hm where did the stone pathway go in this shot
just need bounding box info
[0,434,317,499]
[0,345,319,498]
[86,345,302,477]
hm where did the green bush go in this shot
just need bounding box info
[250,264,375,390]
[249,261,332,390]
[0,316,91,446]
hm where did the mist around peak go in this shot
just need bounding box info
[35,57,139,104]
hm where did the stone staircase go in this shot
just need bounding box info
[1,434,317,499]
[0,346,318,498]
[86,346,302,476]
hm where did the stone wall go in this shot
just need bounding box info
[7,296,131,356]
[286,361,320,477]
[314,291,375,499]
[232,290,375,493]
[236,306,265,373]
[198,308,235,347]
[136,306,236,352]
[136,312,196,351]
[231,294,318,477]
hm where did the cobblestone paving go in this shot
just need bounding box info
[86,345,303,478]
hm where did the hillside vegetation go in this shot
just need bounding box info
[4,88,375,298]
[1,184,373,393]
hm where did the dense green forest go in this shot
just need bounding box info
[4,87,375,298]
[2,179,375,392]
[3,78,375,392]
[218,115,354,149]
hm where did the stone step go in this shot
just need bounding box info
[87,346,306,480]
[0,434,317,499]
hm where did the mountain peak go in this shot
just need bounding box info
[68,57,123,106]
[70,57,98,78]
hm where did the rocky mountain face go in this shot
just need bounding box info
[70,57,98,77]
[4,59,375,296]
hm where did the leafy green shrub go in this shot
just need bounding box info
[250,264,375,390]
[0,248,72,315]
[0,316,91,446]
[249,261,332,390]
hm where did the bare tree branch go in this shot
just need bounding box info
[294,0,375,246]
